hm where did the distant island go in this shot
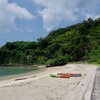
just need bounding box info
[0,18,100,66]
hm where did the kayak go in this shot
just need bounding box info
[50,73,82,78]
[59,74,70,78]
[50,73,70,78]
[69,73,82,77]
[50,73,58,77]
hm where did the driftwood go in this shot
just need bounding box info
[15,76,36,81]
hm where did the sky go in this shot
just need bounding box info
[0,0,100,46]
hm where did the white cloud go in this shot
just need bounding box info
[0,0,34,29]
[33,0,100,31]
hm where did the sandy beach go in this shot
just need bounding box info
[0,64,97,100]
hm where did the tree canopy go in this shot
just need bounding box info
[0,18,100,66]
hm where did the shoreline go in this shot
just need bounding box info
[0,64,97,100]
[0,64,46,67]
[0,66,46,82]
[0,63,96,85]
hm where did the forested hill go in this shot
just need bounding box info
[0,18,100,66]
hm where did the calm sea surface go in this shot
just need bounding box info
[0,67,45,81]
[0,66,40,78]
[0,66,45,81]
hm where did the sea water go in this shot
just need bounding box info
[0,66,43,80]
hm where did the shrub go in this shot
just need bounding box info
[47,56,71,66]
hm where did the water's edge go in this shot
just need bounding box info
[0,66,46,81]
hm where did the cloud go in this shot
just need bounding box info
[33,0,100,31]
[0,0,34,29]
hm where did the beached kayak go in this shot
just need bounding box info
[50,73,82,78]
[50,73,58,77]
[50,73,70,78]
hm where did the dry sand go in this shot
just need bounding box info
[0,64,97,100]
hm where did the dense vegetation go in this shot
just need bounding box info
[0,18,100,66]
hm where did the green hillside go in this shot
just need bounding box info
[0,18,100,66]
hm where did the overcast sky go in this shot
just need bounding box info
[0,0,100,46]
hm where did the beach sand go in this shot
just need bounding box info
[0,64,97,100]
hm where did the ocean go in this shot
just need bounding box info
[0,66,42,80]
